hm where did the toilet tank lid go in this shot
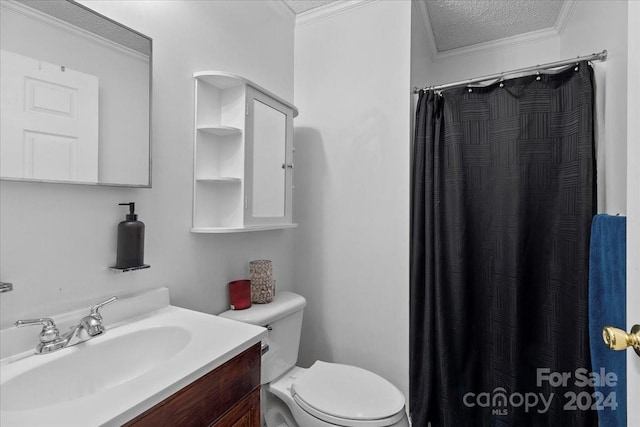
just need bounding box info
[218,291,306,326]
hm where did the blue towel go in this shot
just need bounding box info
[589,214,626,427]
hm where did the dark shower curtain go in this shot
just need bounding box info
[410,62,597,427]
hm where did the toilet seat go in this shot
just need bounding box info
[290,361,406,427]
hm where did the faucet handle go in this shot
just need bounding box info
[15,318,60,343]
[89,296,117,318]
[81,296,117,338]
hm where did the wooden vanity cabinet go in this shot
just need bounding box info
[124,343,261,427]
[213,387,260,427]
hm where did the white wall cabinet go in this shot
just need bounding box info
[192,72,297,233]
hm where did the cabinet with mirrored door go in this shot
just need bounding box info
[192,72,297,233]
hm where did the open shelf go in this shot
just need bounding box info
[196,177,242,183]
[194,71,298,117]
[191,224,297,234]
[197,126,242,136]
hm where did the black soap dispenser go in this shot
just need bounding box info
[116,202,145,269]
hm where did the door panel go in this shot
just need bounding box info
[24,131,78,181]
[627,2,640,425]
[0,50,99,182]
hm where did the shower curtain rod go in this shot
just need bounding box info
[413,50,607,93]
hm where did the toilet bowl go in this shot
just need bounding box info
[219,292,409,427]
[268,365,409,427]
[263,388,297,427]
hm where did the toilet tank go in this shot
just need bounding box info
[219,291,306,383]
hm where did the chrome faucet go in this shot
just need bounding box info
[16,296,117,354]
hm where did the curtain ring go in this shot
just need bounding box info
[468,88,473,93]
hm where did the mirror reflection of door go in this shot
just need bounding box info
[0,50,99,182]
[251,98,287,218]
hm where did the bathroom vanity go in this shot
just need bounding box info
[0,288,266,426]
[124,343,260,426]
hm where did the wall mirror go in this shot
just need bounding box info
[0,0,152,187]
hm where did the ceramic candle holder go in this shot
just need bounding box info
[249,260,274,303]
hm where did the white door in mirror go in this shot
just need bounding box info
[0,50,99,182]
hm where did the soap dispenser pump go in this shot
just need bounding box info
[115,202,145,269]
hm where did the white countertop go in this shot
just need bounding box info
[0,288,266,426]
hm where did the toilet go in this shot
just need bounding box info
[220,291,409,427]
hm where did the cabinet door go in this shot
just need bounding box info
[211,387,261,427]
[124,344,260,427]
[244,87,293,226]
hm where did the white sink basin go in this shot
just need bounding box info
[2,326,190,411]
[0,287,266,426]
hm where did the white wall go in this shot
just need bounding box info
[420,0,628,215]
[410,5,431,87]
[626,1,640,424]
[410,2,432,141]
[0,0,296,329]
[293,0,412,399]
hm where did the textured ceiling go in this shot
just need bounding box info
[285,0,567,53]
[283,0,337,14]
[425,0,566,51]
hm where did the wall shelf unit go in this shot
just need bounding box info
[192,71,298,233]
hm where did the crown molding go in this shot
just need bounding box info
[295,0,379,27]
[434,26,561,59]
[554,0,576,34]
[417,0,576,60]
[273,0,296,19]
[1,0,148,61]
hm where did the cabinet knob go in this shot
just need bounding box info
[281,163,294,169]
